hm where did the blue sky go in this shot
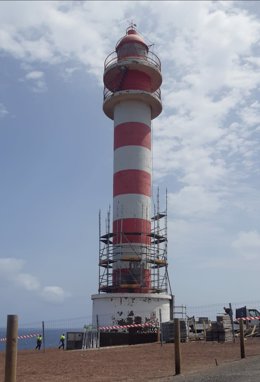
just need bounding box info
[0,1,259,326]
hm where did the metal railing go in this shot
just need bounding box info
[103,86,161,102]
[104,49,161,71]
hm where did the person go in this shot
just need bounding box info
[58,333,65,350]
[224,306,233,318]
[35,334,42,350]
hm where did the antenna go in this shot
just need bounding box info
[118,18,136,28]
[130,20,137,28]
[126,19,137,34]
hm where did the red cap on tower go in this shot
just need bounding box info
[116,27,148,53]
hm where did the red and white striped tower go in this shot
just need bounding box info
[92,26,172,331]
[105,26,162,293]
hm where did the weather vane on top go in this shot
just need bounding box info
[129,20,137,29]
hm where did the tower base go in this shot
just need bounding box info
[91,293,172,328]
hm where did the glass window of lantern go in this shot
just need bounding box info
[118,43,147,59]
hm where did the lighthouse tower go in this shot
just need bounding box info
[92,26,172,335]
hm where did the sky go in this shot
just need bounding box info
[0,1,259,326]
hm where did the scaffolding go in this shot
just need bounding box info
[98,189,169,294]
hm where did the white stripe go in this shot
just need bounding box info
[114,146,151,174]
[114,101,151,126]
[113,194,151,220]
[113,244,151,267]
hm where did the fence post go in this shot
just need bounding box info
[203,320,206,341]
[239,319,245,359]
[5,314,18,382]
[174,318,181,375]
[194,319,198,340]
[42,321,45,352]
[96,315,100,348]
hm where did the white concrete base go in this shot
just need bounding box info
[91,293,172,328]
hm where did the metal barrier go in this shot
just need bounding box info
[104,49,161,71]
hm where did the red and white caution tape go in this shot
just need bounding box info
[236,316,260,321]
[99,322,158,331]
[0,333,39,343]
[0,323,159,340]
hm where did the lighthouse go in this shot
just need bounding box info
[92,25,172,341]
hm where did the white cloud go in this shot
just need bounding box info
[0,257,70,301]
[25,70,44,80]
[0,258,40,291]
[129,3,259,263]
[0,103,8,118]
[61,66,80,81]
[0,1,133,80]
[16,273,40,291]
[23,70,47,93]
[149,3,260,224]
[0,258,24,274]
[41,286,70,304]
[239,101,260,128]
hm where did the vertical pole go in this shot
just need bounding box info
[229,303,235,343]
[82,326,86,350]
[98,210,101,294]
[4,314,18,382]
[169,295,174,320]
[194,319,198,340]
[159,309,162,346]
[239,319,245,359]
[42,321,45,352]
[174,318,181,375]
[96,315,100,349]
[203,320,206,341]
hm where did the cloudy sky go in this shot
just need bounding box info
[0,1,259,326]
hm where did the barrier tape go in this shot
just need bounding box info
[0,333,39,343]
[236,316,260,321]
[99,322,158,331]
[0,322,158,341]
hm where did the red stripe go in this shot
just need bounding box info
[114,170,150,196]
[114,122,151,150]
[113,218,151,232]
[121,71,152,92]
[113,218,151,244]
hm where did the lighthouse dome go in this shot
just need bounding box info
[116,28,148,60]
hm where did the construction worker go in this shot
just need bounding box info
[58,333,65,350]
[224,306,233,318]
[35,334,42,350]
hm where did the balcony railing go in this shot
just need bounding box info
[103,87,161,102]
[104,49,161,71]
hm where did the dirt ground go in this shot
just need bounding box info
[1,338,260,381]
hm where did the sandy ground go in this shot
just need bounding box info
[1,338,260,381]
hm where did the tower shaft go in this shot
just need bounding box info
[113,100,152,292]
